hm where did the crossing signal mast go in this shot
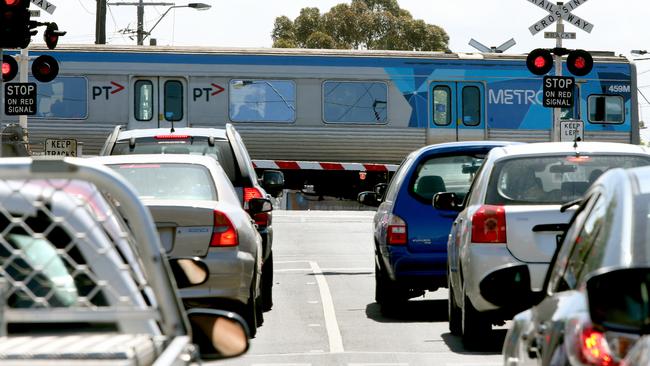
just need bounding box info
[0,0,66,82]
[523,0,596,142]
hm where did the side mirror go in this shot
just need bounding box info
[169,258,209,289]
[479,264,544,310]
[587,268,650,334]
[358,191,379,207]
[246,198,273,215]
[374,183,388,199]
[187,308,250,360]
[433,192,461,211]
[261,170,284,197]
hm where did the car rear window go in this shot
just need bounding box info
[409,154,486,203]
[486,154,650,205]
[109,163,218,201]
[110,137,239,184]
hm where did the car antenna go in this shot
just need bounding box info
[573,134,582,155]
[170,120,175,133]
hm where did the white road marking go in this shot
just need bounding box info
[309,260,344,353]
[348,364,409,366]
[252,364,312,366]
[275,267,373,273]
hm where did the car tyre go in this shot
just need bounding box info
[461,290,490,348]
[243,287,258,338]
[261,251,274,312]
[375,259,404,315]
[448,272,462,336]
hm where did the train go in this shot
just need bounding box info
[0,45,641,198]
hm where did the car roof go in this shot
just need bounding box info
[413,140,520,156]
[116,127,228,140]
[491,142,649,159]
[91,153,226,169]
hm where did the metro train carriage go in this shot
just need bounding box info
[0,45,640,198]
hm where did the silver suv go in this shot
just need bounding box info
[100,124,284,312]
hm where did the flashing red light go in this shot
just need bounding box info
[1,55,17,82]
[4,0,21,6]
[567,49,594,77]
[573,56,587,70]
[154,135,190,140]
[526,48,554,75]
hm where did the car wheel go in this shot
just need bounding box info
[461,289,491,348]
[261,251,274,312]
[375,259,404,315]
[448,271,462,336]
[243,287,258,338]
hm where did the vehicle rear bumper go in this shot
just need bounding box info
[177,249,255,304]
[388,248,448,288]
[463,244,548,314]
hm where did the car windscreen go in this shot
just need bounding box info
[111,137,238,184]
[409,154,486,203]
[486,154,650,205]
[109,163,218,201]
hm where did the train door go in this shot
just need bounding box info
[129,77,188,129]
[427,82,485,144]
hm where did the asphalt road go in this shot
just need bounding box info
[215,210,506,366]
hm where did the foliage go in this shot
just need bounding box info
[271,0,449,51]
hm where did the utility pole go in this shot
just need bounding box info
[95,0,107,44]
[109,2,174,45]
[136,0,144,45]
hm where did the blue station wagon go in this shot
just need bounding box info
[359,141,516,313]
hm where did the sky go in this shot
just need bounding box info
[31,0,650,126]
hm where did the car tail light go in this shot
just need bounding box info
[154,134,190,140]
[471,205,506,243]
[566,319,621,366]
[387,214,407,245]
[244,187,269,227]
[210,210,238,247]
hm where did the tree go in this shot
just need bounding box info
[271,0,448,51]
[271,16,296,48]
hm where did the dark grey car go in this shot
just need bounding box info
[502,165,650,365]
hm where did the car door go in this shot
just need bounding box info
[129,77,188,129]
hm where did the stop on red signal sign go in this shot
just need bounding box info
[543,76,574,108]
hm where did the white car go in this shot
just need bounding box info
[436,142,650,348]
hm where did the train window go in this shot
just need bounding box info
[164,80,183,121]
[31,77,88,119]
[229,80,296,122]
[588,95,624,124]
[432,86,451,126]
[461,86,480,126]
[135,80,154,121]
[323,81,387,124]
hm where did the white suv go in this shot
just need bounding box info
[437,142,650,348]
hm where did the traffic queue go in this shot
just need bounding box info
[359,140,650,365]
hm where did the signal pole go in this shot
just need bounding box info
[553,3,564,142]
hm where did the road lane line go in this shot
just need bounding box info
[275,267,373,273]
[309,260,344,353]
